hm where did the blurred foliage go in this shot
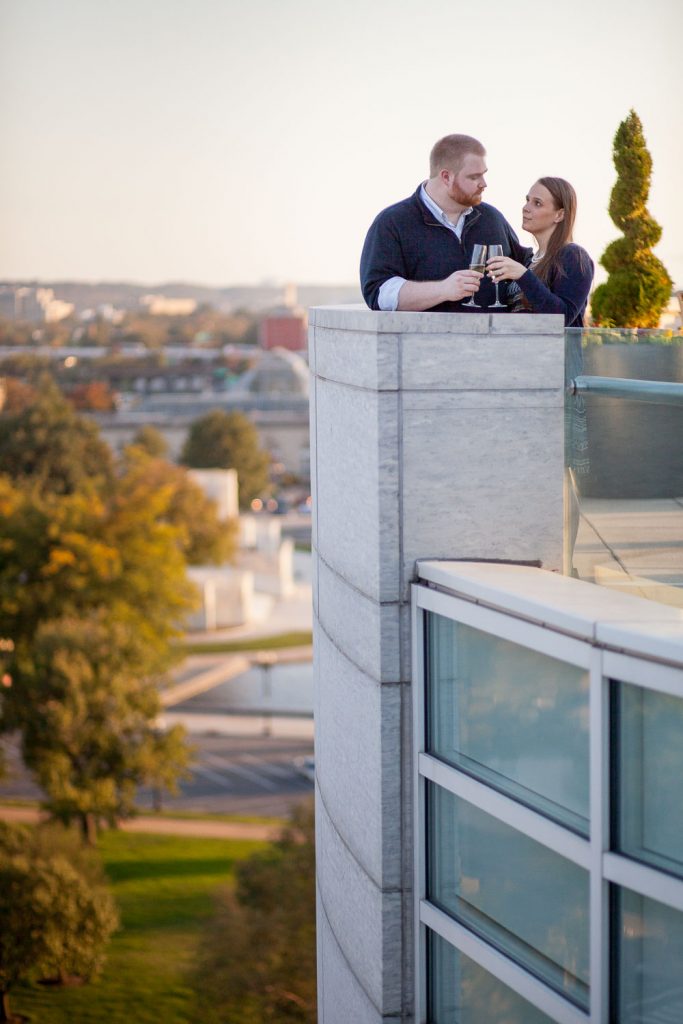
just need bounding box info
[194,801,316,1024]
[5,616,191,844]
[181,409,270,509]
[68,380,116,412]
[0,375,114,495]
[0,386,211,842]
[591,110,672,328]
[0,821,118,1021]
[580,327,683,347]
[122,445,237,566]
[130,424,169,459]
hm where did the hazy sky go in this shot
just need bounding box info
[1,0,681,288]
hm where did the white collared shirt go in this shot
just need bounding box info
[377,184,473,311]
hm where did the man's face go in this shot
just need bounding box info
[445,153,487,207]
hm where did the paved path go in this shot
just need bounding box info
[0,803,280,840]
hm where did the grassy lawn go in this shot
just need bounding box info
[12,830,267,1024]
[178,629,312,656]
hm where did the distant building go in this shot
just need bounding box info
[259,310,307,351]
[140,294,198,316]
[0,285,74,323]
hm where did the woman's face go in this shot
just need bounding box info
[522,181,564,236]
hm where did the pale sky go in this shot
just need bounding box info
[1,0,681,289]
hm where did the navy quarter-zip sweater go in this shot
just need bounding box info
[360,184,531,312]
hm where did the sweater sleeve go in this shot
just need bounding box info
[360,212,408,310]
[517,244,594,325]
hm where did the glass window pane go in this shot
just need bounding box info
[615,887,683,1023]
[427,782,589,1009]
[428,929,556,1024]
[426,612,589,833]
[614,681,683,878]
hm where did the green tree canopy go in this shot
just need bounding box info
[0,465,196,841]
[180,409,270,509]
[121,446,237,565]
[0,469,196,662]
[0,375,114,495]
[591,109,672,327]
[5,614,191,843]
[130,424,169,459]
[194,801,316,1024]
[0,823,118,1021]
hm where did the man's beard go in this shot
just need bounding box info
[451,186,483,207]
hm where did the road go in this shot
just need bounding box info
[0,731,314,819]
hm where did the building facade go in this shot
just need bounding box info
[309,307,683,1023]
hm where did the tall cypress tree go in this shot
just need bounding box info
[591,110,672,327]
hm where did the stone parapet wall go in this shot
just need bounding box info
[309,306,565,1022]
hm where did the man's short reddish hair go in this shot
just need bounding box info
[429,134,486,177]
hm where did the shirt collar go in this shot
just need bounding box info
[419,182,473,230]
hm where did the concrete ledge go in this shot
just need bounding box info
[417,562,683,644]
[309,306,489,334]
[400,332,563,390]
[314,328,399,391]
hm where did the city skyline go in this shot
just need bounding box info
[1,0,681,290]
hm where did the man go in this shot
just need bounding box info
[360,134,531,312]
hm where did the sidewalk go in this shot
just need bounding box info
[0,804,280,841]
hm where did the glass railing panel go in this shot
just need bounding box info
[565,327,683,609]
[426,612,590,834]
[427,783,590,1009]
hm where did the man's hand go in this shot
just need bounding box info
[397,270,483,311]
[442,269,484,301]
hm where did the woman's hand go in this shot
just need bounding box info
[486,255,527,282]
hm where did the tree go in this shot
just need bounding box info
[181,409,270,509]
[194,801,316,1024]
[0,469,196,667]
[591,110,672,327]
[130,423,169,459]
[121,445,237,564]
[8,615,191,844]
[0,375,113,495]
[0,378,37,414]
[0,468,197,841]
[68,380,116,412]
[0,823,118,1021]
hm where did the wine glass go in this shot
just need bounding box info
[488,244,506,309]
[462,244,487,308]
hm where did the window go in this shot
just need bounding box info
[613,887,683,1024]
[427,783,590,1009]
[428,930,556,1024]
[612,681,683,878]
[426,612,589,833]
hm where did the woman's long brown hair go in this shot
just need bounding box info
[532,177,577,283]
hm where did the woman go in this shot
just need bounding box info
[487,177,594,326]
